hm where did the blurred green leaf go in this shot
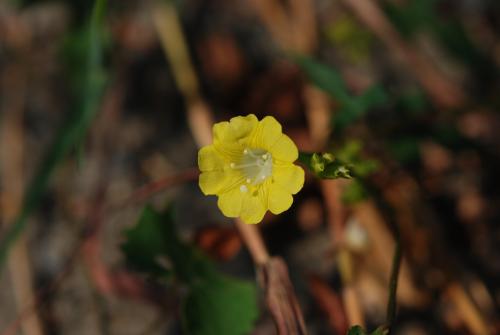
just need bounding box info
[347,326,368,335]
[334,141,379,204]
[122,206,172,276]
[357,85,388,110]
[122,205,214,282]
[122,205,259,335]
[0,0,108,270]
[298,141,379,183]
[296,56,350,101]
[336,140,379,177]
[295,56,388,131]
[342,180,369,204]
[299,152,353,180]
[371,328,389,335]
[183,275,258,335]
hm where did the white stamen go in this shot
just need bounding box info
[231,148,273,185]
[240,185,248,193]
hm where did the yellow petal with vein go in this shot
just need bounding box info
[251,116,282,149]
[270,134,298,162]
[217,187,244,217]
[268,184,293,214]
[273,164,304,194]
[240,194,266,224]
[199,170,242,195]
[228,114,258,141]
[198,145,225,171]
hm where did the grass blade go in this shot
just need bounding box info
[0,0,108,270]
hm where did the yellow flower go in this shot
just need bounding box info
[198,114,305,224]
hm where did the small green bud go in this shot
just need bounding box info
[298,152,353,180]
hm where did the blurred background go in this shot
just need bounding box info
[1,0,500,334]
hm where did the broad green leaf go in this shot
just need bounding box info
[122,205,214,282]
[0,0,108,270]
[183,275,258,335]
[122,205,259,335]
[122,206,172,276]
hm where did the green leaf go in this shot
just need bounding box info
[347,325,368,335]
[299,152,353,180]
[122,205,214,282]
[296,56,351,102]
[0,0,108,270]
[122,205,259,335]
[183,275,259,335]
[295,56,388,131]
[342,180,369,204]
[357,85,389,111]
[371,327,389,335]
[122,206,172,276]
[335,140,379,178]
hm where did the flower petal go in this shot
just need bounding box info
[213,142,244,163]
[273,164,304,194]
[199,170,243,195]
[268,184,293,214]
[213,121,230,142]
[217,187,244,217]
[211,116,258,162]
[228,114,258,141]
[240,194,266,224]
[198,145,225,172]
[251,116,282,150]
[270,134,298,162]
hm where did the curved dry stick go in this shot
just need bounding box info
[113,168,199,210]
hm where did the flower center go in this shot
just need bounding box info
[230,148,273,186]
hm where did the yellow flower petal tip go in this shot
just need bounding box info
[198,114,304,224]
